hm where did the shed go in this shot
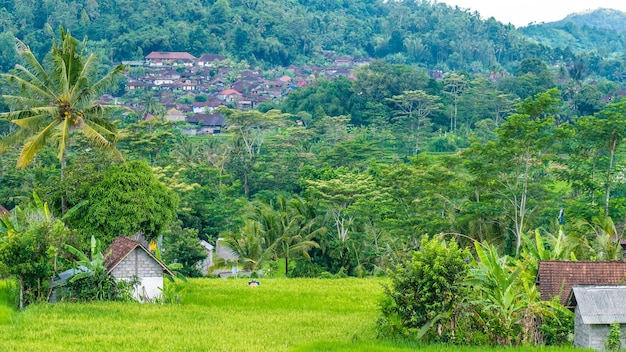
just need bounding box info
[49,266,91,303]
[104,236,174,301]
[566,285,626,350]
[536,261,626,305]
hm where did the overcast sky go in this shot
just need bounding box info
[436,0,626,27]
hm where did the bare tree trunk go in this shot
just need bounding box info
[515,148,531,257]
[19,279,24,310]
[605,137,617,217]
[61,149,68,214]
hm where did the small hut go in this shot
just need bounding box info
[566,285,626,350]
[104,236,173,301]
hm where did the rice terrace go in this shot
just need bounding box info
[0,278,589,351]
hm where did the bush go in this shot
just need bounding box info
[288,259,324,278]
[540,302,574,346]
[606,322,622,351]
[379,235,470,343]
[61,274,139,302]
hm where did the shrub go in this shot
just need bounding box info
[606,322,622,351]
[379,235,470,343]
[61,274,139,302]
[540,302,574,346]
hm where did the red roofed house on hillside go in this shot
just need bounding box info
[536,260,626,305]
[104,236,173,301]
[217,89,243,103]
[145,52,197,67]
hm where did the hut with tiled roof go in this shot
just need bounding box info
[104,236,173,301]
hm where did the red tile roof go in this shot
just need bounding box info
[537,260,626,305]
[218,89,243,96]
[0,205,9,216]
[103,236,173,276]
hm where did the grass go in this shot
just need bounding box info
[0,280,17,325]
[0,278,590,351]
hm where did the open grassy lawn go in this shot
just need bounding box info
[0,278,588,351]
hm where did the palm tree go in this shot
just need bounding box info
[249,196,324,276]
[0,27,126,211]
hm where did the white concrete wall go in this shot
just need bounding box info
[135,276,164,301]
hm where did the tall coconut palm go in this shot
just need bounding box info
[0,27,126,212]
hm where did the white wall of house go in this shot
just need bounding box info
[110,248,167,302]
[135,277,164,301]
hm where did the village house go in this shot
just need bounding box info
[196,54,226,67]
[217,88,243,103]
[184,113,225,135]
[165,108,186,122]
[104,236,174,301]
[145,52,197,67]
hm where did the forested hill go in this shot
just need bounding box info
[548,8,626,31]
[520,8,626,53]
[0,0,549,72]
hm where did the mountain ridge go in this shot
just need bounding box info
[545,7,626,31]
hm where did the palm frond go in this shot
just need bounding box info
[0,94,51,111]
[83,104,123,122]
[52,54,70,94]
[10,113,54,129]
[82,117,118,140]
[69,53,99,100]
[13,40,55,90]
[75,64,126,107]
[0,129,27,152]
[17,120,58,168]
[80,120,115,150]
[1,72,57,102]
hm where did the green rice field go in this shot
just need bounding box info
[0,278,590,351]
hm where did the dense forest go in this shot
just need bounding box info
[521,8,626,57]
[0,0,591,72]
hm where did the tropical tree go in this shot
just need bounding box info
[387,90,441,156]
[0,26,126,212]
[218,107,292,196]
[65,160,179,246]
[0,194,72,309]
[465,89,562,255]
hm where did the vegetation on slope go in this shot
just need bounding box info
[0,0,549,73]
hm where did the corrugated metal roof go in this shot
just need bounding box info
[571,285,626,324]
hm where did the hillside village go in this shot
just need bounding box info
[111,51,376,135]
